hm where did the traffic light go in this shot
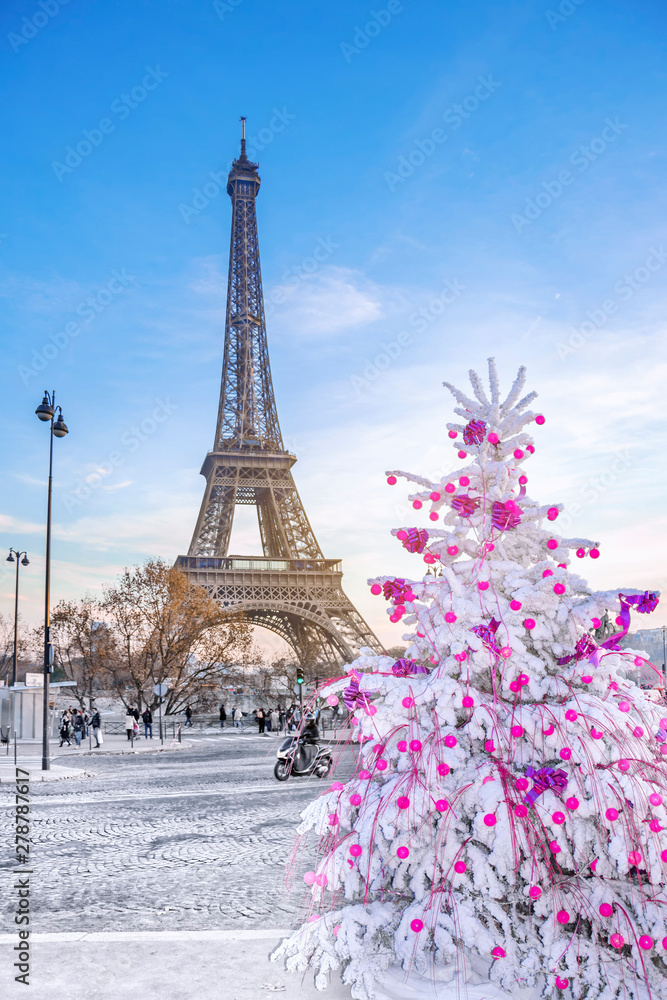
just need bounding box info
[296,666,304,685]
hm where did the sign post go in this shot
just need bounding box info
[153,683,169,745]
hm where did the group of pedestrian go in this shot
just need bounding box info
[59,706,103,748]
[124,706,154,740]
[215,702,323,735]
[255,706,283,734]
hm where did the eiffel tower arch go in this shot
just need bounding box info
[177,120,382,668]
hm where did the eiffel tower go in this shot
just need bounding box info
[177,120,382,667]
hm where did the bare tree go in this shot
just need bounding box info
[48,597,117,708]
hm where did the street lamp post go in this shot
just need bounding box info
[35,391,69,771]
[6,548,29,688]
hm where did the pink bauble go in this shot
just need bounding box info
[435,799,449,812]
[397,530,408,540]
[591,617,601,628]
[459,475,470,486]
[662,718,667,729]
[518,475,528,485]
[483,813,497,827]
[409,739,422,752]
[528,886,542,899]
[370,584,382,596]
[510,600,522,610]
[565,710,577,721]
[556,910,570,924]
[315,873,328,886]
[605,807,619,821]
[491,946,505,959]
[430,491,441,501]
[437,762,450,775]
[484,740,495,752]
[457,450,467,459]
[410,919,423,933]
[331,781,344,790]
[661,849,667,862]
[649,793,663,806]
[397,846,409,859]
[559,748,572,760]
[444,734,457,748]
[501,647,512,658]
[618,759,630,771]
[591,728,602,738]
[524,618,536,630]
[454,651,467,662]
[404,590,416,602]
[618,701,630,712]
[514,804,528,818]
[543,724,555,735]
[547,507,559,520]
[350,793,362,806]
[304,871,316,884]
[429,512,439,521]
[582,676,592,684]
[599,903,613,917]
[509,681,520,692]
[358,770,371,780]
[402,697,414,708]
[526,444,535,453]
[547,539,558,550]
[487,432,499,444]
[445,482,456,493]
[513,449,524,459]
[376,759,388,771]
[639,935,653,951]
[395,604,406,616]
[486,542,495,551]
[448,430,458,439]
[349,844,363,857]
[554,583,566,595]
[387,475,397,485]
[550,841,561,854]
[478,580,489,590]
[576,548,585,558]
[542,569,554,578]
[610,933,624,949]
[389,614,400,623]
[397,740,407,752]
[649,819,662,832]
[555,978,568,990]
[462,696,474,708]
[511,725,523,737]
[423,554,436,565]
[590,548,600,559]
[412,500,422,510]
[444,611,457,623]
[516,778,529,791]
[628,851,642,865]
[553,811,565,824]
[634,656,644,667]
[566,797,579,810]
[328,813,340,826]
[454,860,467,873]
[446,545,459,557]
[397,796,410,809]
[535,414,545,425]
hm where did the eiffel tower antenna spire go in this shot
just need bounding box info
[177,126,381,667]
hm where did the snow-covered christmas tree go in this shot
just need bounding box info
[273,360,667,1000]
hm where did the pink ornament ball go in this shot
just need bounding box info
[410,919,424,933]
[634,656,644,667]
[550,841,561,854]
[395,604,406,616]
[376,759,388,771]
[510,600,522,610]
[529,886,542,899]
[650,819,662,832]
[389,614,400,623]
[590,548,600,559]
[547,507,559,520]
[487,432,499,444]
[397,796,410,809]
[485,739,495,752]
[447,545,459,556]
[535,414,545,425]
[509,681,520,692]
[599,903,613,917]
[445,611,457,623]
[582,675,592,684]
[649,793,663,806]
[662,718,667,729]
[397,740,407,752]
[566,797,579,810]
[328,813,339,825]
[350,793,362,806]
[350,717,359,725]
[628,851,642,865]
[459,475,470,487]
[565,710,577,721]
[513,449,524,459]
[556,910,570,924]
[397,530,408,541]
[555,978,568,990]
[491,947,505,960]
[429,511,438,521]
[349,844,363,857]
[542,569,553,578]
[387,475,397,485]
[559,748,572,760]
[618,759,630,772]
[445,482,456,494]
[478,580,489,590]
[661,849,667,862]
[430,491,441,501]
[483,813,497,827]
[358,770,371,780]
[444,734,457,748]
[591,617,601,628]
[397,846,409,859]
[412,500,422,510]
[618,701,630,713]
[486,542,495,551]
[554,583,566,595]
[524,618,536,630]
[448,430,458,439]
[576,548,586,558]
[516,778,529,791]
[304,871,316,884]
[454,860,467,873]
[437,762,450,775]
[591,727,602,738]
[511,725,523,738]
[462,696,474,708]
[547,539,558,550]
[435,799,449,812]
[543,724,555,735]
[553,811,565,824]
[331,781,344,791]
[639,935,653,951]
[457,450,467,459]
[514,804,528,818]
[605,808,619,821]
[454,651,467,662]
[409,739,422,752]
[610,933,624,949]
[402,697,414,708]
[315,873,328,886]
[423,554,436,565]
[370,584,382,595]
[519,475,528,485]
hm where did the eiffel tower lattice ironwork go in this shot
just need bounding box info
[177,121,382,667]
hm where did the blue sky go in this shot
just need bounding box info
[1,0,667,654]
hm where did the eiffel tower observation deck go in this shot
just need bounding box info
[177,120,382,667]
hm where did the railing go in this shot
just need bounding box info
[177,556,341,573]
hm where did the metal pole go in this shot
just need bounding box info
[42,405,55,771]
[131,728,134,749]
[12,552,20,688]
[159,697,163,745]
[14,729,17,767]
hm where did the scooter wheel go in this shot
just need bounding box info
[316,757,332,778]
[274,761,291,782]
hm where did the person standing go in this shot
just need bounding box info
[59,714,72,747]
[232,705,242,728]
[257,707,265,734]
[90,709,102,748]
[142,707,153,739]
[73,711,85,748]
[124,708,134,741]
[270,707,279,732]
[184,705,193,728]
[219,703,227,729]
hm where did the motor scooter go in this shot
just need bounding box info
[274,735,332,781]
